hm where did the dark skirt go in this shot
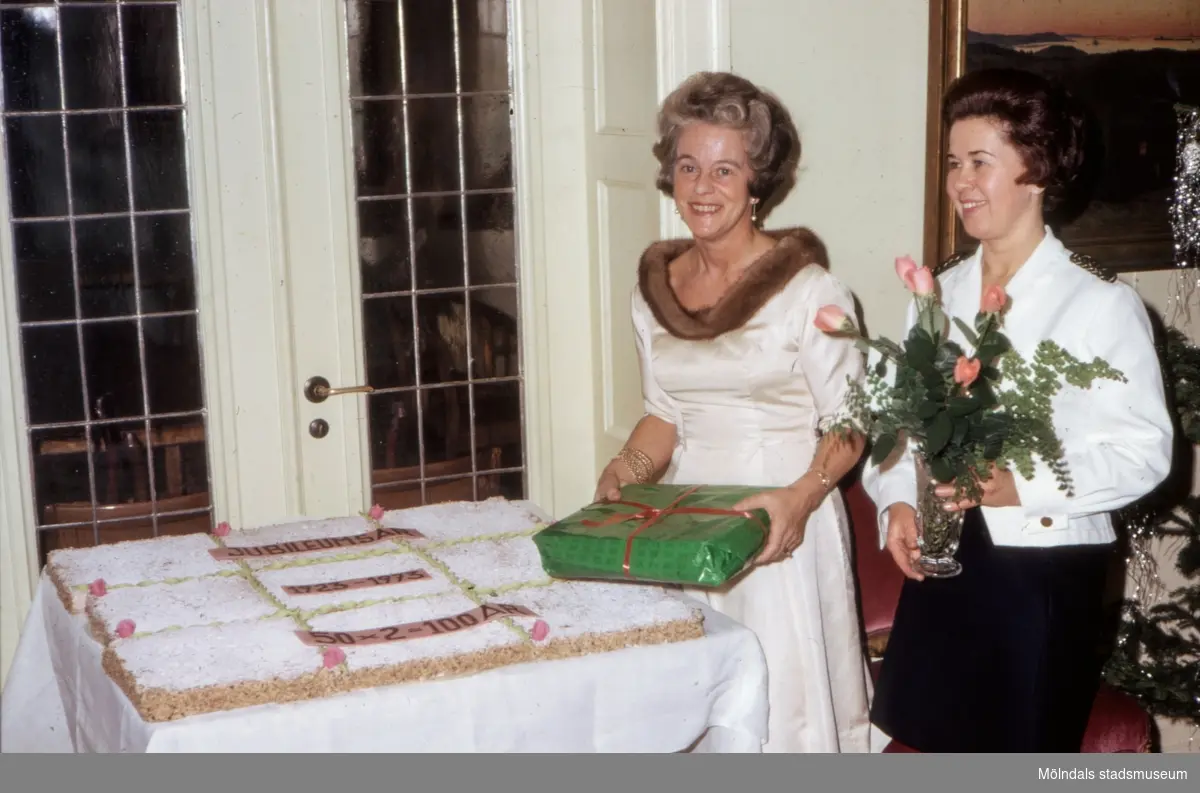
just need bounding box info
[869,507,1114,753]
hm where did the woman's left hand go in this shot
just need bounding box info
[735,480,824,565]
[934,464,1021,511]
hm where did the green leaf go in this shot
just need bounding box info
[926,412,953,455]
[906,327,936,366]
[953,317,980,348]
[930,456,956,483]
[948,395,977,416]
[870,433,897,465]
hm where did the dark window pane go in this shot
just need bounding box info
[407,98,459,192]
[137,213,195,312]
[473,379,522,468]
[469,287,518,378]
[82,319,144,419]
[61,4,121,110]
[1,8,61,112]
[5,115,67,218]
[417,292,469,384]
[362,296,415,390]
[150,416,209,502]
[32,424,94,528]
[122,4,181,107]
[466,193,514,286]
[76,217,134,318]
[347,0,400,98]
[462,94,511,189]
[144,314,202,415]
[495,470,524,500]
[458,0,510,92]
[129,110,187,210]
[368,390,419,472]
[413,196,463,290]
[421,384,470,465]
[66,111,128,214]
[352,99,408,197]
[358,199,412,295]
[401,0,454,94]
[23,324,84,424]
[13,221,74,322]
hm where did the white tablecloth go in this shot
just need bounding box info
[1,574,769,753]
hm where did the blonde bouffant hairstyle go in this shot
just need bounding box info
[652,72,800,204]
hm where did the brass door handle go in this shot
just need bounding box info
[304,376,374,403]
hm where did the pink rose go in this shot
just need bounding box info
[910,266,936,296]
[953,356,982,388]
[213,521,231,537]
[368,504,385,521]
[322,647,346,669]
[981,285,1008,314]
[531,620,550,642]
[116,619,136,639]
[894,255,919,291]
[813,305,853,334]
[88,578,107,597]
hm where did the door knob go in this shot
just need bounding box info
[304,376,374,404]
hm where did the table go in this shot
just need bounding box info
[1,574,769,753]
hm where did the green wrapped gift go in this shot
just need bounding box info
[532,484,769,587]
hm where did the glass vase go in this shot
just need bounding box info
[913,453,964,578]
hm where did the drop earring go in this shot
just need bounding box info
[751,199,759,224]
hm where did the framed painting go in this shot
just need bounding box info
[925,0,1200,272]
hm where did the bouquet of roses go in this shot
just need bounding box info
[813,256,1124,572]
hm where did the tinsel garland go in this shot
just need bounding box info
[1172,104,1200,270]
[1105,328,1200,728]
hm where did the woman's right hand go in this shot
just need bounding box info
[885,503,924,581]
[593,463,627,503]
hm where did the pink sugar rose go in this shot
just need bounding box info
[894,255,919,290]
[531,620,550,642]
[981,285,1008,314]
[953,356,982,388]
[323,647,346,668]
[213,521,231,537]
[813,305,853,334]
[368,503,385,521]
[88,578,107,597]
[116,619,136,639]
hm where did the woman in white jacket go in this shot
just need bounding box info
[864,68,1174,752]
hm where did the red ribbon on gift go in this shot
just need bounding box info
[583,486,767,577]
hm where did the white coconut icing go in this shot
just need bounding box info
[90,575,279,637]
[306,592,524,671]
[111,617,321,691]
[50,533,238,590]
[254,552,456,612]
[428,535,551,592]
[221,516,397,569]
[502,581,701,641]
[381,497,548,544]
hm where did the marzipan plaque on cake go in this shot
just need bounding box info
[48,499,704,722]
[533,484,768,587]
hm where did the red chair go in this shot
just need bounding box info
[843,480,1153,753]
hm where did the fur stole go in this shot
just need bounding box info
[637,226,829,340]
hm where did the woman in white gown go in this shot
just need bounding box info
[593,72,874,753]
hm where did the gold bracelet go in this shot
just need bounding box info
[615,447,655,484]
[807,467,833,492]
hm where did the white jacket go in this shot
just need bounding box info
[862,228,1174,548]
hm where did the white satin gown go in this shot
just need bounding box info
[632,262,874,753]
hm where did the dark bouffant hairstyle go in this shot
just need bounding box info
[652,72,800,204]
[943,68,1087,211]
